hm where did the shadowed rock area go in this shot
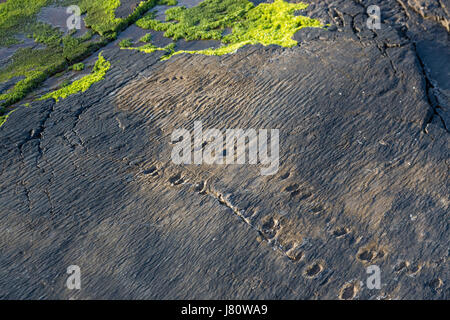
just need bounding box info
[0,0,448,299]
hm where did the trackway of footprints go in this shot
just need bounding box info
[141,164,331,263]
[138,163,402,298]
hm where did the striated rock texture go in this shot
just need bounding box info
[402,0,449,31]
[0,1,448,299]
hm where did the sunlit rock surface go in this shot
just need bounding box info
[0,0,448,299]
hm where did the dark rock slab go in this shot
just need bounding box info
[0,0,448,300]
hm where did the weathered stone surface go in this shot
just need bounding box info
[0,1,448,299]
[404,0,449,31]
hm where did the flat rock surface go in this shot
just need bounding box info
[0,0,448,299]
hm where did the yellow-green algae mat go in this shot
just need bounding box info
[38,52,111,103]
[0,53,110,128]
[126,0,324,59]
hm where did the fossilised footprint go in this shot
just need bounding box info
[429,278,443,290]
[194,181,206,194]
[169,173,184,186]
[333,226,350,238]
[261,217,280,240]
[284,183,312,201]
[339,282,358,300]
[143,166,158,177]
[357,246,386,264]
[286,245,303,262]
[303,261,324,278]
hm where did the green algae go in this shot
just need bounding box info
[0,0,164,111]
[71,63,85,71]
[136,0,251,40]
[130,0,324,59]
[222,0,322,47]
[0,0,323,126]
[0,109,15,128]
[38,53,110,102]
[79,0,122,36]
[0,0,51,47]
[139,33,153,43]
[119,38,133,48]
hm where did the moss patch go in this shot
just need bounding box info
[222,0,321,47]
[79,0,122,36]
[71,62,85,71]
[0,0,164,110]
[0,46,68,107]
[38,52,110,102]
[131,0,323,58]
[0,0,51,47]
[136,0,251,40]
[119,38,133,48]
[139,33,153,43]
[0,109,15,128]
[80,0,175,38]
